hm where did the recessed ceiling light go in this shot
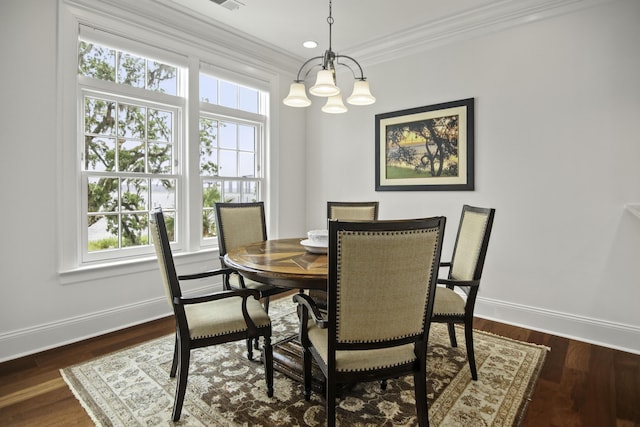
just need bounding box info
[303,41,318,49]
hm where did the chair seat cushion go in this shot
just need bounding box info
[228,273,277,292]
[433,287,465,316]
[307,322,416,372]
[185,296,270,339]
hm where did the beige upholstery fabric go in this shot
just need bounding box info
[336,229,439,343]
[450,211,489,281]
[307,322,416,372]
[329,206,377,221]
[185,297,270,339]
[150,221,175,308]
[218,206,264,251]
[433,287,465,316]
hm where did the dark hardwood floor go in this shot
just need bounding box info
[1,297,638,426]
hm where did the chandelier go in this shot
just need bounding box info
[282,0,376,114]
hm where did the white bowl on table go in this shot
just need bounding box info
[301,229,328,254]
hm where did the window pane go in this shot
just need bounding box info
[148,142,173,174]
[85,97,116,136]
[88,177,118,213]
[148,109,172,142]
[118,103,146,139]
[202,180,221,238]
[239,86,258,113]
[121,178,148,211]
[219,122,237,150]
[220,80,238,109]
[118,140,145,172]
[238,125,255,151]
[78,42,115,81]
[85,137,116,171]
[88,214,118,252]
[239,152,255,177]
[200,74,218,104]
[151,178,176,209]
[117,51,145,89]
[121,213,148,247]
[147,60,177,95]
[218,150,237,177]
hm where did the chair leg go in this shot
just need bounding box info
[263,296,270,313]
[246,338,254,361]
[326,377,337,427]
[170,334,179,378]
[262,335,274,397]
[464,321,478,380]
[302,343,312,401]
[172,340,191,422]
[413,365,430,427]
[447,322,458,347]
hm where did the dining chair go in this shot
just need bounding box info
[150,207,273,421]
[327,201,379,221]
[309,201,381,308]
[431,204,495,381]
[214,202,289,314]
[293,216,446,427]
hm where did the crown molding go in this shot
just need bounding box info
[347,0,617,67]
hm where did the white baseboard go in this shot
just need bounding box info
[3,290,639,363]
[0,283,220,363]
[475,296,640,355]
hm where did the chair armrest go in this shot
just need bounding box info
[437,278,480,287]
[293,293,328,328]
[178,267,234,281]
[175,288,261,305]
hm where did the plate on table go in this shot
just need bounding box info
[300,239,328,254]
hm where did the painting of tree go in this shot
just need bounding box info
[375,98,474,191]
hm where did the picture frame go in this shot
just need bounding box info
[375,98,474,191]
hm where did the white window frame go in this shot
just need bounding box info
[57,0,277,283]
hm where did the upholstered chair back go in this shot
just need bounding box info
[327,201,379,221]
[215,202,267,255]
[450,207,494,281]
[150,209,182,311]
[329,218,444,345]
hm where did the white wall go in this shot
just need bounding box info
[1,0,638,362]
[305,0,640,353]
[0,0,307,362]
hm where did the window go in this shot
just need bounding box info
[75,29,267,266]
[199,72,264,240]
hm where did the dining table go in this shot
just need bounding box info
[224,237,328,390]
[223,237,328,291]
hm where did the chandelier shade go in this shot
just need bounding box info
[322,94,348,114]
[282,0,375,114]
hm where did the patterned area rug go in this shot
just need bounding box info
[61,298,548,426]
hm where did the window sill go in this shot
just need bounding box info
[59,248,219,285]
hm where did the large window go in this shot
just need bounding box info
[76,30,267,265]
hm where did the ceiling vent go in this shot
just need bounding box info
[209,0,244,11]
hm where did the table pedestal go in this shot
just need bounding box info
[272,336,325,393]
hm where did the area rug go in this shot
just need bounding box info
[61,298,548,426]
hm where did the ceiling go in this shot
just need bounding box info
[155,0,609,66]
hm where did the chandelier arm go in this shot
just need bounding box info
[294,56,325,82]
[335,54,367,80]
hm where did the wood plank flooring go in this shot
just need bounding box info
[1,298,638,426]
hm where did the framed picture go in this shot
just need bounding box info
[375,98,474,191]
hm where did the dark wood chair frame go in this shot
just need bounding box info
[294,217,446,427]
[151,207,274,421]
[431,204,495,381]
[214,201,289,314]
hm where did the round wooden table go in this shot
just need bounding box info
[223,238,327,290]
